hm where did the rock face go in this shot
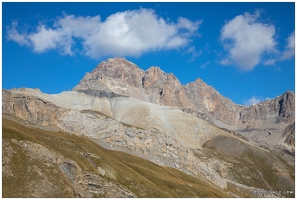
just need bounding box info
[73,58,243,125]
[2,89,67,126]
[73,58,294,148]
[234,91,295,163]
[74,57,294,130]
[283,122,295,150]
[74,58,147,101]
[141,67,196,109]
[185,78,244,126]
[239,91,295,125]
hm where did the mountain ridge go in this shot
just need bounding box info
[74,57,294,127]
[74,57,245,126]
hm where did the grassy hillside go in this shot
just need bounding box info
[203,135,295,197]
[2,118,231,198]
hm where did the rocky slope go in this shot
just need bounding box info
[2,87,295,198]
[238,91,295,126]
[4,117,233,198]
[233,91,295,164]
[73,58,295,158]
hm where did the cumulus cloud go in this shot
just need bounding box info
[244,96,262,106]
[6,9,202,59]
[220,12,277,71]
[280,31,295,60]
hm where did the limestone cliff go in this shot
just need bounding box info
[239,91,295,125]
[73,58,294,130]
[184,78,244,126]
[73,58,243,126]
[142,66,196,109]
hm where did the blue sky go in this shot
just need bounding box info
[2,2,295,105]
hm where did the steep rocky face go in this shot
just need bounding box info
[73,58,243,126]
[185,79,244,126]
[279,91,295,123]
[2,89,67,126]
[239,91,295,126]
[73,57,295,132]
[74,58,145,90]
[283,122,295,150]
[73,58,148,101]
[142,67,196,109]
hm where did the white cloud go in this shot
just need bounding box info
[6,9,201,59]
[28,25,67,53]
[177,17,201,34]
[280,31,295,60]
[220,12,277,71]
[6,21,30,46]
[244,96,262,106]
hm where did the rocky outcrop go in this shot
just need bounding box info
[142,67,196,108]
[283,122,295,149]
[239,91,295,124]
[57,109,229,188]
[279,91,295,123]
[73,58,148,101]
[185,78,244,126]
[2,89,67,126]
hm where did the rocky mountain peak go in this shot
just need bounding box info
[144,66,181,87]
[145,66,162,72]
[73,57,294,128]
[73,57,145,93]
[142,65,195,108]
[102,57,139,69]
[278,90,295,123]
[185,78,244,126]
[239,90,295,124]
[73,58,246,125]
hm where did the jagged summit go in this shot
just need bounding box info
[73,57,294,127]
[88,58,291,117]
